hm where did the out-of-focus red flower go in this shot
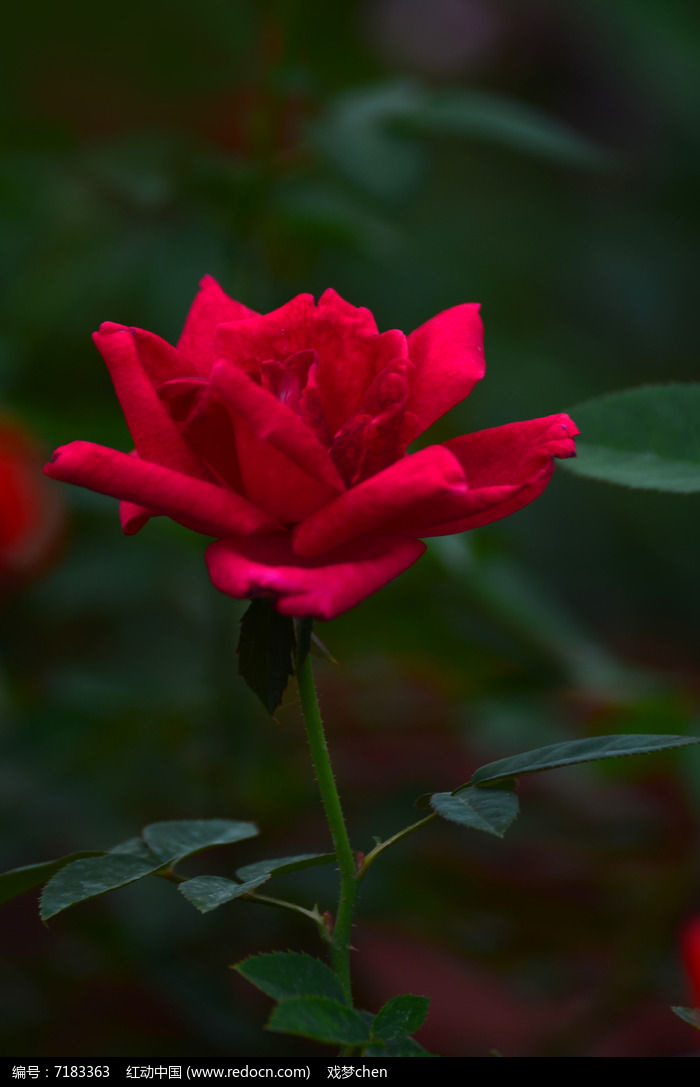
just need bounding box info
[44,278,577,619]
[0,417,64,589]
[682,917,700,1009]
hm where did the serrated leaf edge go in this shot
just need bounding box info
[266,995,371,1046]
[233,950,347,1005]
[39,854,169,922]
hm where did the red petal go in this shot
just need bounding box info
[177,275,258,375]
[293,445,467,557]
[314,288,381,428]
[215,295,316,373]
[317,288,378,335]
[120,500,153,535]
[217,291,409,437]
[159,370,340,522]
[183,390,246,493]
[316,326,408,438]
[330,358,414,485]
[44,442,276,538]
[93,324,206,479]
[211,361,344,492]
[234,423,340,523]
[405,304,485,442]
[395,414,578,536]
[116,450,157,534]
[129,327,191,384]
[206,534,426,620]
[115,451,157,535]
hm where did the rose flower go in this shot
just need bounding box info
[682,918,700,1012]
[44,278,577,619]
[1,416,64,591]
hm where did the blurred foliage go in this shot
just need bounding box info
[562,384,700,492]
[1,0,700,1059]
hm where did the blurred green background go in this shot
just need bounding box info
[2,0,699,1058]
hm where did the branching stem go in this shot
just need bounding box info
[357,814,436,880]
[247,892,329,939]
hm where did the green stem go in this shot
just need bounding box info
[358,814,436,880]
[296,648,357,1003]
[247,892,329,938]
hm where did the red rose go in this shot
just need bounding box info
[44,278,577,619]
[682,918,700,1010]
[1,416,64,589]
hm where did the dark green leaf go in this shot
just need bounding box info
[235,852,335,884]
[313,82,607,204]
[432,539,644,696]
[470,734,700,787]
[671,1005,700,1031]
[40,854,166,921]
[235,951,346,1004]
[561,385,700,492]
[409,89,610,169]
[311,84,425,200]
[109,837,161,861]
[0,852,103,905]
[143,819,258,863]
[238,599,296,714]
[372,994,430,1041]
[366,1037,432,1057]
[178,875,267,913]
[430,786,519,838]
[268,996,370,1046]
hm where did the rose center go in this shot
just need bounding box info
[258,349,415,488]
[259,349,331,447]
[260,350,317,413]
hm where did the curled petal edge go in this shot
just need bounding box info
[44,441,276,539]
[210,360,345,493]
[293,444,468,558]
[92,323,207,478]
[405,303,485,443]
[206,534,426,621]
[398,414,579,536]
